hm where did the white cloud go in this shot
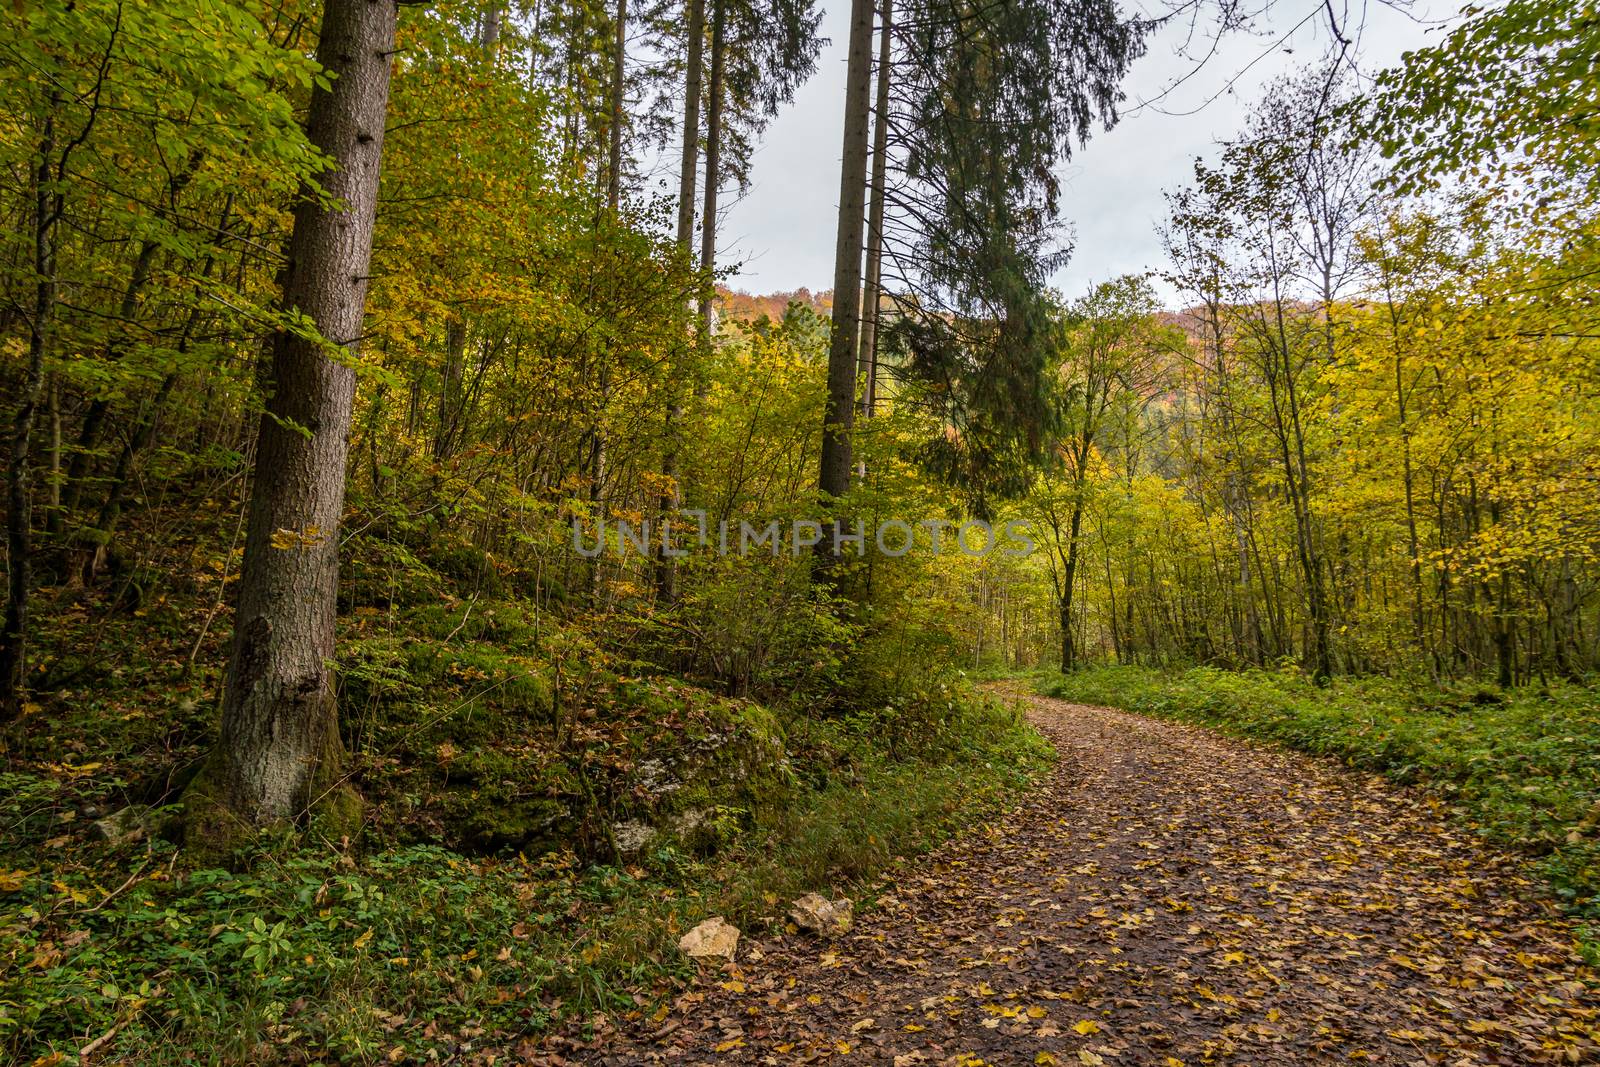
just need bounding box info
[721,0,1455,304]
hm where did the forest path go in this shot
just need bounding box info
[582,689,1599,1065]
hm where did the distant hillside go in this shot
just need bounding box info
[717,286,833,324]
[711,291,1218,338]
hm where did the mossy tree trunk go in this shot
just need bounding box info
[186,0,397,849]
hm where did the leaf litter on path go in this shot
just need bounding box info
[574,690,1599,1064]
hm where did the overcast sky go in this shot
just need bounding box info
[710,0,1456,303]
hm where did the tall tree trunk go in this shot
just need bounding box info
[1386,297,1429,668]
[1264,275,1333,683]
[606,0,627,210]
[855,0,892,426]
[674,0,705,251]
[1206,301,1262,665]
[90,204,232,559]
[478,1,503,47]
[434,11,504,467]
[186,0,397,841]
[0,90,63,721]
[435,318,467,460]
[55,239,156,530]
[583,0,630,603]
[654,0,706,603]
[46,378,60,534]
[1058,459,1088,672]
[697,0,724,338]
[816,0,875,543]
[1058,597,1074,673]
[91,371,178,553]
[55,150,203,534]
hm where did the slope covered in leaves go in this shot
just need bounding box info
[0,504,1051,1062]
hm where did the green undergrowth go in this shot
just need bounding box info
[1039,664,1600,958]
[1,686,1047,1064]
[0,513,1051,1063]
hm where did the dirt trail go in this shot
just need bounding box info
[582,690,1599,1065]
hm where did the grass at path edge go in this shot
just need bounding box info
[1034,664,1600,963]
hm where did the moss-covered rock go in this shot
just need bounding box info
[604,689,792,856]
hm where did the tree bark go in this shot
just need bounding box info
[606,0,628,210]
[816,0,875,536]
[1058,598,1074,674]
[1057,443,1089,672]
[187,0,397,839]
[674,0,705,251]
[477,1,503,47]
[655,0,707,603]
[435,317,467,460]
[0,91,63,720]
[583,0,630,604]
[855,0,892,426]
[697,0,725,337]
